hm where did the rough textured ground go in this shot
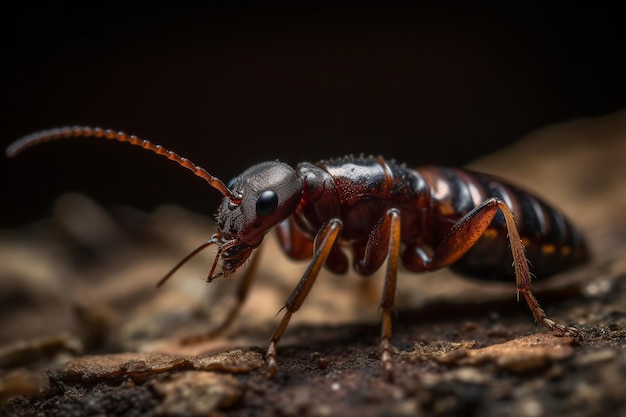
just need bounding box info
[1,109,625,416]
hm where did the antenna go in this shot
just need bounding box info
[6,126,241,203]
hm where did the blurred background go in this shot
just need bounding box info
[2,3,625,227]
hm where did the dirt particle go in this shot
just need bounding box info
[151,372,243,417]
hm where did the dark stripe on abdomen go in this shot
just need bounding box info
[448,170,588,281]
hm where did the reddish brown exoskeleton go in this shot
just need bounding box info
[7,126,588,380]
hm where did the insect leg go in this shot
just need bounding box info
[352,209,402,380]
[275,217,314,260]
[180,245,264,344]
[495,200,581,337]
[378,209,402,381]
[277,217,348,274]
[265,219,343,377]
[406,197,580,337]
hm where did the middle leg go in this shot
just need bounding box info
[354,208,402,381]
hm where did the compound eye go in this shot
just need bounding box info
[255,190,278,216]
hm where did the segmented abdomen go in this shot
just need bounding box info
[416,166,588,281]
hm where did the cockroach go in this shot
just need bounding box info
[7,126,588,380]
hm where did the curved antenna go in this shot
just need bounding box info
[6,126,241,203]
[156,239,217,288]
[156,235,236,287]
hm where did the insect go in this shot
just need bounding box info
[7,126,588,380]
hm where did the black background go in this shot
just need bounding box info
[2,3,625,227]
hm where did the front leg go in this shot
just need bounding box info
[277,216,349,274]
[403,197,580,337]
[265,219,343,376]
[180,246,264,344]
